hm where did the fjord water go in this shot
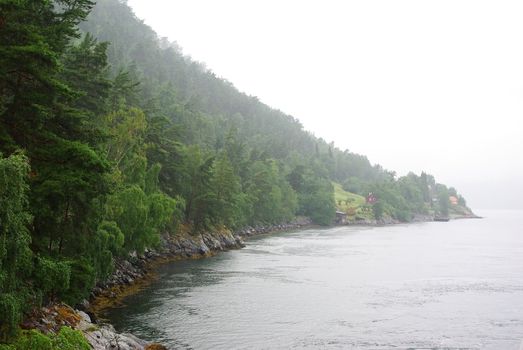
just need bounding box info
[105,210,523,349]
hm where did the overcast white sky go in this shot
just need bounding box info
[127,0,523,210]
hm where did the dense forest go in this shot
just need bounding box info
[0,0,471,344]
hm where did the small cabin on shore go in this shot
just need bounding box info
[335,211,348,224]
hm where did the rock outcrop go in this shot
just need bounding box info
[21,303,163,350]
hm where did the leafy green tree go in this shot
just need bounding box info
[102,108,147,169]
[101,107,182,249]
[342,176,367,195]
[33,257,70,303]
[438,189,450,217]
[210,154,246,228]
[178,146,215,231]
[297,174,335,225]
[0,152,33,341]
[245,160,297,224]
[372,201,384,220]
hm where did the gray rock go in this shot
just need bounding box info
[84,324,147,350]
[77,310,91,323]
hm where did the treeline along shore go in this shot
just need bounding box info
[0,0,475,348]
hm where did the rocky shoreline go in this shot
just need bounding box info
[340,213,434,226]
[29,213,481,349]
[78,211,481,309]
[21,303,167,350]
[343,213,480,226]
[20,219,313,350]
[87,214,446,316]
[61,218,312,349]
[88,217,313,312]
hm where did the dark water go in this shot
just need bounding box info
[105,210,523,349]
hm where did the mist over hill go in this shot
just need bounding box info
[81,0,472,219]
[0,0,474,343]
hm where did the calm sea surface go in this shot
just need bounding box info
[104,210,523,349]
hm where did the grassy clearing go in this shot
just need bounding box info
[331,182,375,221]
[332,182,365,210]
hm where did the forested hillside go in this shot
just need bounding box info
[0,0,471,343]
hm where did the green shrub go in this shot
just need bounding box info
[0,294,21,342]
[61,259,96,306]
[395,209,411,222]
[34,257,71,302]
[8,330,53,350]
[52,327,90,350]
[1,327,89,350]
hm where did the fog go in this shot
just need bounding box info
[127,0,523,210]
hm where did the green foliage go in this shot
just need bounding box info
[0,0,474,342]
[246,160,298,225]
[1,328,89,350]
[60,33,112,119]
[178,146,215,231]
[333,182,366,209]
[0,0,116,316]
[0,152,33,341]
[147,192,178,237]
[437,188,450,217]
[34,257,71,302]
[101,107,182,248]
[342,176,367,196]
[62,259,96,306]
[290,165,335,225]
[53,327,91,350]
[209,154,244,228]
[298,178,335,226]
[78,0,472,230]
[107,185,148,250]
[6,330,53,350]
[102,108,147,169]
[372,201,384,220]
[97,221,125,255]
[0,294,21,342]
[366,182,410,221]
[105,170,181,251]
[278,180,299,224]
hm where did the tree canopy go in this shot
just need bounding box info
[0,0,471,341]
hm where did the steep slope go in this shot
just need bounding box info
[80,0,473,223]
